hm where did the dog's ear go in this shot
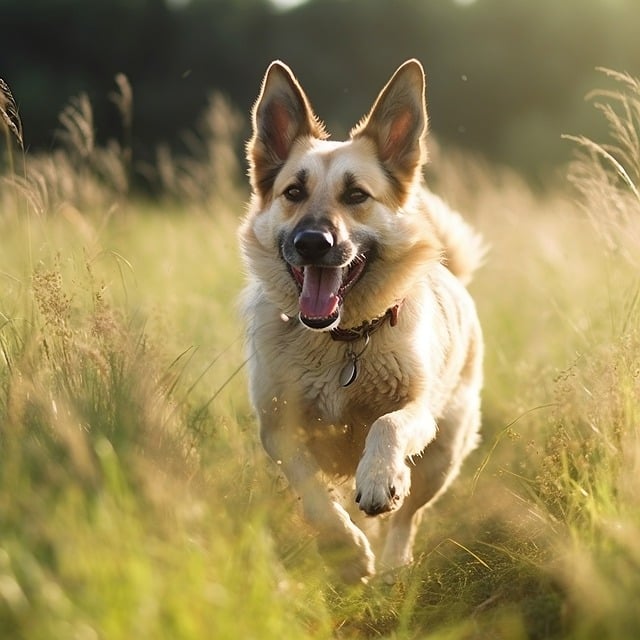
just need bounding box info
[248,61,325,197]
[351,59,427,187]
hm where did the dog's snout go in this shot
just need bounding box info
[293,229,334,261]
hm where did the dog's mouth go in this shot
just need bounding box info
[289,255,367,330]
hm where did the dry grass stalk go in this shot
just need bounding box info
[110,73,134,171]
[58,93,95,159]
[150,92,243,203]
[565,68,640,264]
[8,85,132,217]
[0,77,23,150]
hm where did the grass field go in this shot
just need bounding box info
[1,71,640,639]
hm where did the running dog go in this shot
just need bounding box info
[240,59,484,583]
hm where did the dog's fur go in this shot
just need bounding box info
[239,59,485,583]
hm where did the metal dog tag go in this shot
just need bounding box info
[338,334,370,388]
[339,354,358,387]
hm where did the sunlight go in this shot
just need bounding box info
[270,0,308,9]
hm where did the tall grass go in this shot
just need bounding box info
[1,70,640,639]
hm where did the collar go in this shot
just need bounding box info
[330,303,402,342]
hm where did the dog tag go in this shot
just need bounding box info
[339,355,358,387]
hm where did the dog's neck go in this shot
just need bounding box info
[277,302,403,388]
[330,303,402,342]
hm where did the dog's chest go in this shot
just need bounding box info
[301,339,414,426]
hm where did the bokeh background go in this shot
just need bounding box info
[3,0,639,184]
[3,2,640,638]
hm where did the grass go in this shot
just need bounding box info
[1,70,640,639]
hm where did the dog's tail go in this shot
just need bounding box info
[424,191,487,286]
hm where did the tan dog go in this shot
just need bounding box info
[240,59,485,583]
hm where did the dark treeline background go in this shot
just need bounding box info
[3,0,639,184]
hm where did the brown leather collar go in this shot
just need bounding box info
[330,303,401,342]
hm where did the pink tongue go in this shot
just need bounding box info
[299,266,342,319]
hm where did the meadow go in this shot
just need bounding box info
[1,70,640,639]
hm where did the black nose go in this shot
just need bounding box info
[293,229,334,261]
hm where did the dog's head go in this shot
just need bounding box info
[242,60,441,331]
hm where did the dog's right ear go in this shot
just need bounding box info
[248,61,325,197]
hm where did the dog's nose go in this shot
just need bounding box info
[293,229,334,261]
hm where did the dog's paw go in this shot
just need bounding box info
[316,512,376,583]
[329,543,376,584]
[355,454,410,516]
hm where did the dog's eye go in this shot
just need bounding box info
[283,185,306,202]
[343,188,370,205]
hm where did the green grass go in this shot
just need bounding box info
[2,71,640,639]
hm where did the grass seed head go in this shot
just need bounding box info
[0,78,24,149]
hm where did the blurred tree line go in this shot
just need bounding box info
[2,0,639,185]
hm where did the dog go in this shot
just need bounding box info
[239,59,485,583]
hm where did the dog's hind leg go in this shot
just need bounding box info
[377,443,449,574]
[259,411,376,583]
[379,389,481,574]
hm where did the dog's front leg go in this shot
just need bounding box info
[355,402,437,516]
[260,417,376,583]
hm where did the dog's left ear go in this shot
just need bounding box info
[248,61,326,197]
[351,59,427,185]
